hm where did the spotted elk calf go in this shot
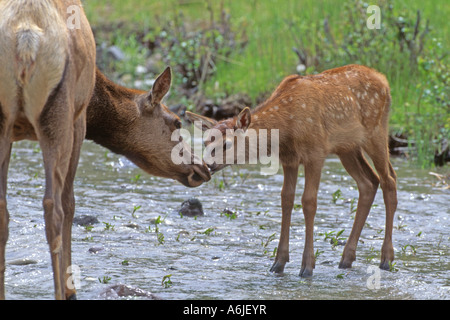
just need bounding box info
[186,64,398,277]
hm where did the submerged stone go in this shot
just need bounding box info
[179,198,204,217]
[100,284,161,300]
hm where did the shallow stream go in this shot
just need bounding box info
[3,140,449,299]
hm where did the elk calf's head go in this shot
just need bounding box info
[186,107,259,173]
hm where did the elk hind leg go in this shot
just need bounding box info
[38,87,75,300]
[365,137,397,270]
[61,114,85,300]
[338,149,379,269]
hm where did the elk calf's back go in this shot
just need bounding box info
[249,64,392,164]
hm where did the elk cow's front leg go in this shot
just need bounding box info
[299,159,324,277]
[270,165,299,274]
[0,132,12,300]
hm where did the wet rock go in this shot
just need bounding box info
[179,198,204,217]
[88,247,104,254]
[100,283,161,300]
[330,239,347,246]
[434,138,449,167]
[124,223,140,229]
[73,215,99,226]
[7,258,38,266]
[388,133,409,156]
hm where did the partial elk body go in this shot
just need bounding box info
[186,64,398,277]
[0,0,210,300]
[0,0,96,299]
[86,67,211,188]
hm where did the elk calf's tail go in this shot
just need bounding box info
[15,23,43,86]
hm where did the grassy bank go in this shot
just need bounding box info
[83,0,449,168]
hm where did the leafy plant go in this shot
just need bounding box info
[132,205,141,218]
[401,244,417,255]
[221,209,238,220]
[103,222,115,231]
[331,189,343,204]
[324,229,346,249]
[157,232,165,245]
[98,276,112,284]
[131,174,141,183]
[200,227,216,236]
[389,261,399,272]
[262,232,277,255]
[161,274,173,288]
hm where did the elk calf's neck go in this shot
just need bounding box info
[186,64,397,277]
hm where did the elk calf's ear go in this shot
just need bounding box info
[236,107,251,131]
[150,66,172,106]
[185,111,217,131]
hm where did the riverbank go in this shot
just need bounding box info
[84,0,449,168]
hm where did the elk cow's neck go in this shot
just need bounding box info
[85,69,142,156]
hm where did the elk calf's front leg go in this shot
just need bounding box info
[270,165,299,274]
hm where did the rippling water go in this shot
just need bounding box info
[3,140,449,299]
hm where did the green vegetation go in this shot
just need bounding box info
[161,274,173,288]
[84,0,449,167]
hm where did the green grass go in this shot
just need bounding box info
[83,0,449,167]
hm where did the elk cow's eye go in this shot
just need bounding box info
[174,120,182,129]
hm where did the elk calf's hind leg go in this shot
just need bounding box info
[337,149,379,269]
[364,139,397,270]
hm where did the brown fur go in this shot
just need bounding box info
[86,67,211,186]
[186,64,398,277]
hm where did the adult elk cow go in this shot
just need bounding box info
[0,0,210,300]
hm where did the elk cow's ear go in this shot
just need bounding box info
[236,107,251,131]
[185,111,217,131]
[150,66,172,106]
